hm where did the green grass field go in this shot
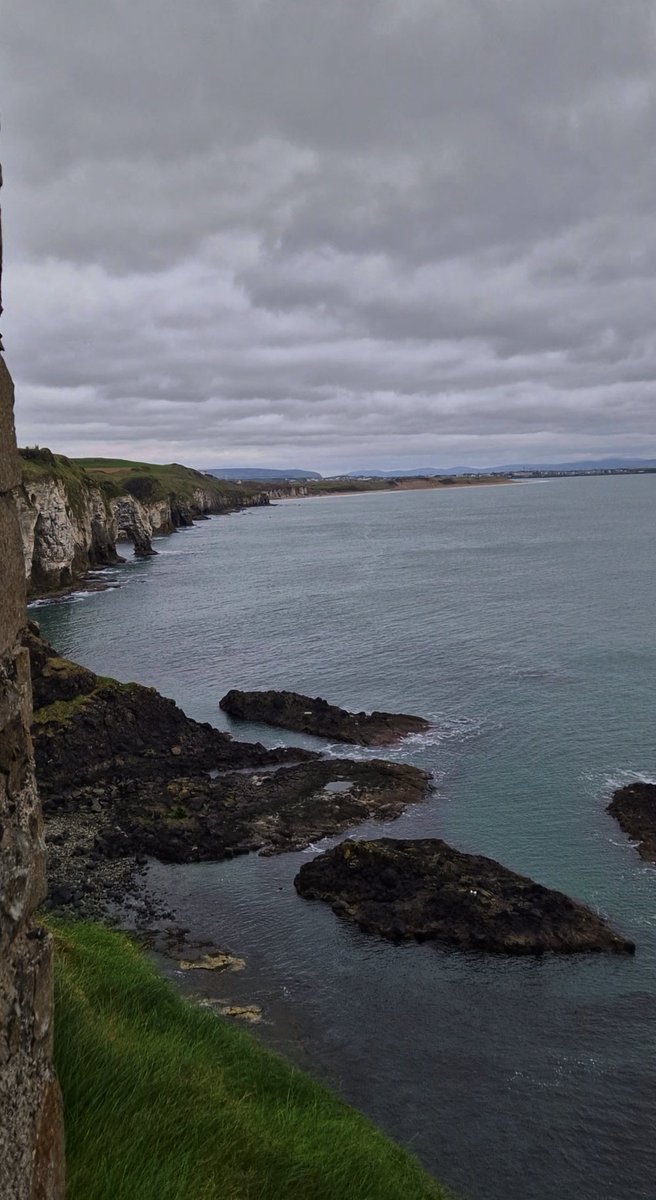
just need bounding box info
[19,449,261,507]
[76,457,255,503]
[53,922,449,1200]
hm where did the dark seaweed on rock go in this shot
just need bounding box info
[220,688,431,746]
[294,838,635,956]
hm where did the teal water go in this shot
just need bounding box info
[36,477,656,1200]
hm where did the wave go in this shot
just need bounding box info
[321,712,491,762]
[596,768,656,796]
[28,587,116,609]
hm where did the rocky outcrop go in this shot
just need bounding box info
[25,626,431,914]
[294,837,635,955]
[16,452,273,596]
[110,493,162,557]
[608,781,656,862]
[16,462,122,591]
[220,689,431,746]
[0,358,64,1194]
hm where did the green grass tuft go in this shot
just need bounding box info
[52,921,448,1200]
[33,694,92,726]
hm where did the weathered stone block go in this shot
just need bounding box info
[0,340,64,1197]
[0,355,20,493]
[0,491,27,656]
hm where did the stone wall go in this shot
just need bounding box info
[0,324,64,1192]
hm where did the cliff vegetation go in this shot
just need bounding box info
[53,921,447,1200]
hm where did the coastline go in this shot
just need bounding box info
[24,471,511,602]
[32,472,656,1200]
[280,475,512,500]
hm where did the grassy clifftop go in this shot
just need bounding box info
[77,456,262,504]
[20,447,104,517]
[53,922,447,1200]
[19,448,266,507]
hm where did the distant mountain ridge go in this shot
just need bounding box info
[343,458,656,477]
[203,459,656,481]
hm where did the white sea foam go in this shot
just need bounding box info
[28,589,96,608]
[599,768,656,795]
[321,713,491,764]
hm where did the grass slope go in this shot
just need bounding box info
[20,449,262,507]
[53,922,448,1200]
[77,457,257,504]
[19,448,107,519]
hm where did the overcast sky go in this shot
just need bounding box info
[2,0,656,471]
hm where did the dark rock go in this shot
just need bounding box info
[294,838,634,956]
[608,781,656,862]
[90,758,430,864]
[27,628,316,807]
[219,688,431,746]
[26,628,432,923]
[49,883,74,906]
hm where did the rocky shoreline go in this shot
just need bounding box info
[28,625,432,920]
[32,620,637,959]
[17,448,273,597]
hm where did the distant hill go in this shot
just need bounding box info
[205,467,322,482]
[344,458,656,478]
[493,457,656,472]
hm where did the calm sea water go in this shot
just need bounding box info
[35,477,656,1200]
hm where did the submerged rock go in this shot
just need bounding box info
[218,1004,263,1024]
[219,688,431,746]
[608,781,656,862]
[294,838,634,956]
[179,953,245,973]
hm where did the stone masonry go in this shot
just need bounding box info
[0,161,65,1197]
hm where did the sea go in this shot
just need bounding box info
[34,475,656,1200]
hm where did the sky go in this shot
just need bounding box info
[2,0,656,473]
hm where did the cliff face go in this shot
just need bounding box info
[16,470,121,593]
[17,451,272,596]
[0,359,64,1197]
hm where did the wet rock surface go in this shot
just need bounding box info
[27,627,431,918]
[608,781,656,862]
[294,838,635,955]
[87,757,430,864]
[220,687,431,745]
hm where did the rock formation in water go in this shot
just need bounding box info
[17,449,124,592]
[294,838,635,955]
[15,449,273,596]
[0,165,65,1197]
[220,688,431,746]
[25,627,432,916]
[608,781,656,862]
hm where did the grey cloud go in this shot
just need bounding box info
[2,0,656,470]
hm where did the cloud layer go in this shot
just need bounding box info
[2,0,656,469]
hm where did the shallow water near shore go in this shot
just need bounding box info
[37,476,656,1200]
